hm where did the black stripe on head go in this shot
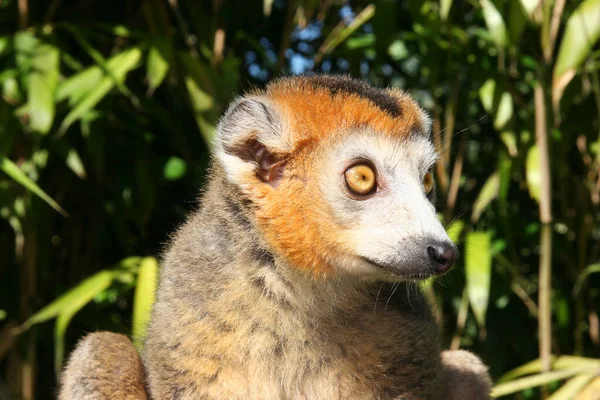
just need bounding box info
[304,75,402,117]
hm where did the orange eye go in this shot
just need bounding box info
[423,172,434,195]
[345,164,376,196]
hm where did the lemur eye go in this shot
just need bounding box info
[345,164,376,196]
[423,171,434,195]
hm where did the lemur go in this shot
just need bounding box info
[60,76,492,399]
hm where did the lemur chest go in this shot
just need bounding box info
[181,306,438,400]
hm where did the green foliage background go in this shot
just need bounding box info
[1,0,600,398]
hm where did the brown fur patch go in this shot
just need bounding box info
[243,76,427,276]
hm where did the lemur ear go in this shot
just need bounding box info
[215,97,288,186]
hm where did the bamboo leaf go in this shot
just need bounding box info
[526,145,541,203]
[446,219,465,244]
[66,28,139,106]
[66,149,87,179]
[547,374,596,400]
[132,257,158,350]
[58,47,142,135]
[497,356,600,383]
[440,0,453,21]
[492,367,599,397]
[552,0,600,113]
[519,0,541,20]
[465,231,492,331]
[0,156,67,216]
[163,157,187,181]
[146,43,171,95]
[480,0,508,49]
[577,377,600,399]
[573,264,600,297]
[22,270,114,331]
[264,0,274,16]
[472,173,500,223]
[315,4,376,63]
[27,43,59,134]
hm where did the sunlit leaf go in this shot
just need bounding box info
[264,0,274,16]
[479,79,495,111]
[147,42,171,95]
[572,264,600,297]
[27,43,59,134]
[508,0,528,45]
[0,310,5,321]
[163,156,187,181]
[480,0,508,49]
[440,0,453,21]
[22,270,114,330]
[492,367,598,397]
[547,373,596,400]
[66,149,87,179]
[552,0,600,114]
[465,231,492,331]
[315,4,376,63]
[472,173,499,223]
[519,0,540,20]
[388,40,409,61]
[497,356,600,383]
[0,36,10,56]
[446,219,465,244]
[58,47,142,135]
[526,145,541,203]
[132,257,158,350]
[577,377,600,399]
[0,156,67,216]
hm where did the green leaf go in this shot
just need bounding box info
[22,270,114,330]
[66,149,87,179]
[264,0,275,16]
[0,310,6,321]
[547,374,596,400]
[132,257,158,350]
[440,0,453,21]
[0,156,67,216]
[508,0,528,45]
[27,43,59,134]
[446,219,465,244]
[0,36,10,56]
[315,4,376,63]
[519,0,540,20]
[472,172,499,223]
[526,145,541,203]
[552,0,600,113]
[572,263,600,297]
[147,43,171,95]
[480,0,508,49]
[492,367,599,397]
[163,156,187,181]
[388,40,409,61]
[64,26,139,106]
[465,231,492,331]
[58,47,142,135]
[497,356,600,383]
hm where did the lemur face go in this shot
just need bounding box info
[215,76,457,281]
[317,131,457,281]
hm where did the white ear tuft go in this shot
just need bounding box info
[214,96,288,187]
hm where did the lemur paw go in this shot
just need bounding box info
[441,349,492,400]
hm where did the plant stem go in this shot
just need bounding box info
[535,81,553,376]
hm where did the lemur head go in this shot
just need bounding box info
[215,76,457,281]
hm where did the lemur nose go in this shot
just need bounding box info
[427,243,458,274]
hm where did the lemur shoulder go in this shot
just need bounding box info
[60,75,492,399]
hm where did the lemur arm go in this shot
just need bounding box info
[59,332,148,400]
[440,349,492,400]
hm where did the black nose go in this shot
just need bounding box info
[427,243,458,274]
